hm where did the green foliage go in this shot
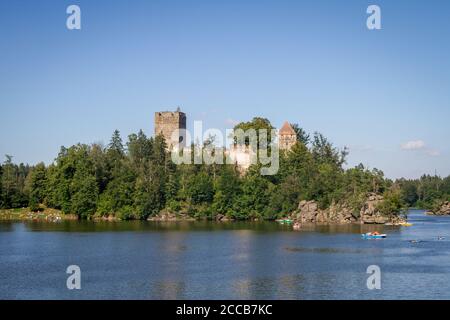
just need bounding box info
[311,132,348,168]
[4,119,443,221]
[232,173,272,220]
[71,172,98,219]
[133,170,164,220]
[377,187,406,217]
[233,117,275,149]
[116,205,135,220]
[397,174,450,209]
[26,163,47,212]
[186,172,214,205]
[290,123,310,145]
[212,166,241,216]
[0,155,30,209]
[264,178,304,220]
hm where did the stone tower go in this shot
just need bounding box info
[279,121,297,151]
[154,108,187,149]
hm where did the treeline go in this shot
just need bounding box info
[0,118,422,220]
[397,175,450,210]
[0,155,31,209]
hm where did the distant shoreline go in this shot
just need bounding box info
[0,207,420,225]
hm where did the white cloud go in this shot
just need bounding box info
[401,140,425,150]
[400,140,441,157]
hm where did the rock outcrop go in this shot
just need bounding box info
[426,201,450,216]
[215,214,234,222]
[291,200,356,224]
[147,211,195,221]
[360,193,390,224]
[290,193,404,225]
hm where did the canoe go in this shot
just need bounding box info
[362,233,387,239]
[277,219,293,224]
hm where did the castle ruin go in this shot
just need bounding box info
[154,109,297,169]
[279,121,297,150]
[154,108,187,149]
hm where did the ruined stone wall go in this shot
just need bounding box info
[279,133,296,150]
[154,111,186,148]
[226,145,257,172]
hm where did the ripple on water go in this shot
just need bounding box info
[284,246,381,254]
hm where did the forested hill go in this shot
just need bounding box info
[1,118,449,220]
[396,176,450,211]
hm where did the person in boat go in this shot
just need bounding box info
[293,222,301,230]
[372,231,380,236]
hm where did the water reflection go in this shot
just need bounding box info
[155,232,188,299]
[1,211,450,299]
[284,246,381,254]
[231,274,346,300]
[18,219,405,235]
[152,281,186,300]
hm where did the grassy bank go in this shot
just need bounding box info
[0,208,77,221]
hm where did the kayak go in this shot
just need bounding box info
[362,233,387,239]
[400,222,413,227]
[277,219,294,224]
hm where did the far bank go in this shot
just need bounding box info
[1,192,410,226]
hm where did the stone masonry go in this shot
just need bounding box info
[154,108,187,149]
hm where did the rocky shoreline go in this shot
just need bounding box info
[1,193,406,225]
[426,201,450,216]
[288,193,405,225]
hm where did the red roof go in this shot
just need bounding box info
[279,121,296,135]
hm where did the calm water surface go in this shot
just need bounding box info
[1,210,449,300]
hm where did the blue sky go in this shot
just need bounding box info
[0,0,449,179]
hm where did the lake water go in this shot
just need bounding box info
[1,210,449,300]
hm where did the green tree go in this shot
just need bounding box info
[186,172,214,205]
[97,162,135,216]
[378,187,406,218]
[291,123,310,145]
[278,142,315,195]
[212,166,241,215]
[233,117,275,149]
[71,171,98,219]
[0,155,29,208]
[108,130,125,157]
[233,171,272,220]
[127,130,153,169]
[133,164,165,220]
[89,143,110,194]
[27,163,47,212]
[311,132,348,168]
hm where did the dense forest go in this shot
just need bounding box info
[396,175,450,211]
[1,118,448,220]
